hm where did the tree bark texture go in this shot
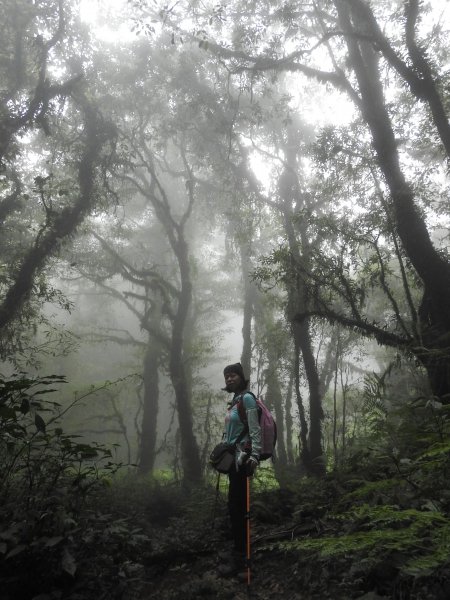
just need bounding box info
[240,240,255,381]
[168,237,203,484]
[293,333,310,469]
[138,339,160,475]
[122,129,203,484]
[0,97,115,337]
[265,347,288,469]
[285,373,295,464]
[336,0,450,401]
[280,129,325,475]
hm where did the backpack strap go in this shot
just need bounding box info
[237,395,247,425]
[228,394,250,447]
[236,391,258,426]
[235,392,260,453]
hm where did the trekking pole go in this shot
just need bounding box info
[245,474,251,594]
[212,472,221,529]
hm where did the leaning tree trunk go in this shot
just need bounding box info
[0,97,114,337]
[289,303,325,476]
[336,0,450,401]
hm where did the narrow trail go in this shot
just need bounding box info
[138,519,352,600]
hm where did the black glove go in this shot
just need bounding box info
[246,456,259,476]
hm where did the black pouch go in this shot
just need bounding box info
[209,443,235,474]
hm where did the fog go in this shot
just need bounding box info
[1,0,448,482]
[4,1,450,597]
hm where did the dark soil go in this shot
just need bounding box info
[139,518,388,600]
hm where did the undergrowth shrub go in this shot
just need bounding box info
[0,373,130,600]
[267,392,450,598]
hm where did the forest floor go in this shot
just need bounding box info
[5,471,449,600]
[139,515,393,600]
[141,535,347,599]
[109,475,450,600]
[129,485,403,600]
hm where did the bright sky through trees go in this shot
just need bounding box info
[79,0,135,42]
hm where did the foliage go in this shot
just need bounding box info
[0,374,125,599]
[278,503,450,581]
[3,0,450,596]
[2,373,450,598]
[0,0,117,359]
[260,393,450,595]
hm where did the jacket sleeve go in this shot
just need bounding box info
[243,393,262,459]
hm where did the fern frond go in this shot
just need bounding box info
[343,478,402,501]
[278,505,450,577]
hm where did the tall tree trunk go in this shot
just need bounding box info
[285,257,325,475]
[240,240,254,380]
[336,0,450,401]
[285,372,295,464]
[293,333,310,469]
[292,312,325,476]
[0,97,114,337]
[169,238,203,484]
[340,356,348,457]
[332,350,339,469]
[280,127,325,475]
[265,354,288,469]
[138,339,159,475]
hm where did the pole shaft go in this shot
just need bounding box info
[246,475,251,589]
[212,472,221,528]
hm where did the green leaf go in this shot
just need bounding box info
[20,397,30,414]
[6,544,27,559]
[0,405,16,420]
[45,536,64,547]
[34,413,46,433]
[61,547,77,576]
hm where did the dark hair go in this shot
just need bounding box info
[223,362,249,391]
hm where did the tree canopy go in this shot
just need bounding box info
[2,1,450,598]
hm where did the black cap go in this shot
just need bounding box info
[223,362,249,388]
[223,362,245,379]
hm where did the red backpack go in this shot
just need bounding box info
[237,392,277,461]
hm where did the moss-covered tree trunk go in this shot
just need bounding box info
[0,97,114,337]
[336,0,450,401]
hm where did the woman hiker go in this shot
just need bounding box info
[218,362,261,577]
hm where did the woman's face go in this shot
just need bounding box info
[224,371,243,393]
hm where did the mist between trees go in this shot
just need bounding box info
[1,0,450,480]
[2,0,450,597]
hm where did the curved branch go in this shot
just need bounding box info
[0,170,22,223]
[202,38,362,107]
[294,308,412,350]
[0,96,115,334]
[345,0,450,158]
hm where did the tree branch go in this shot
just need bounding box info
[294,308,411,350]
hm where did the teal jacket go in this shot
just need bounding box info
[224,392,262,460]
